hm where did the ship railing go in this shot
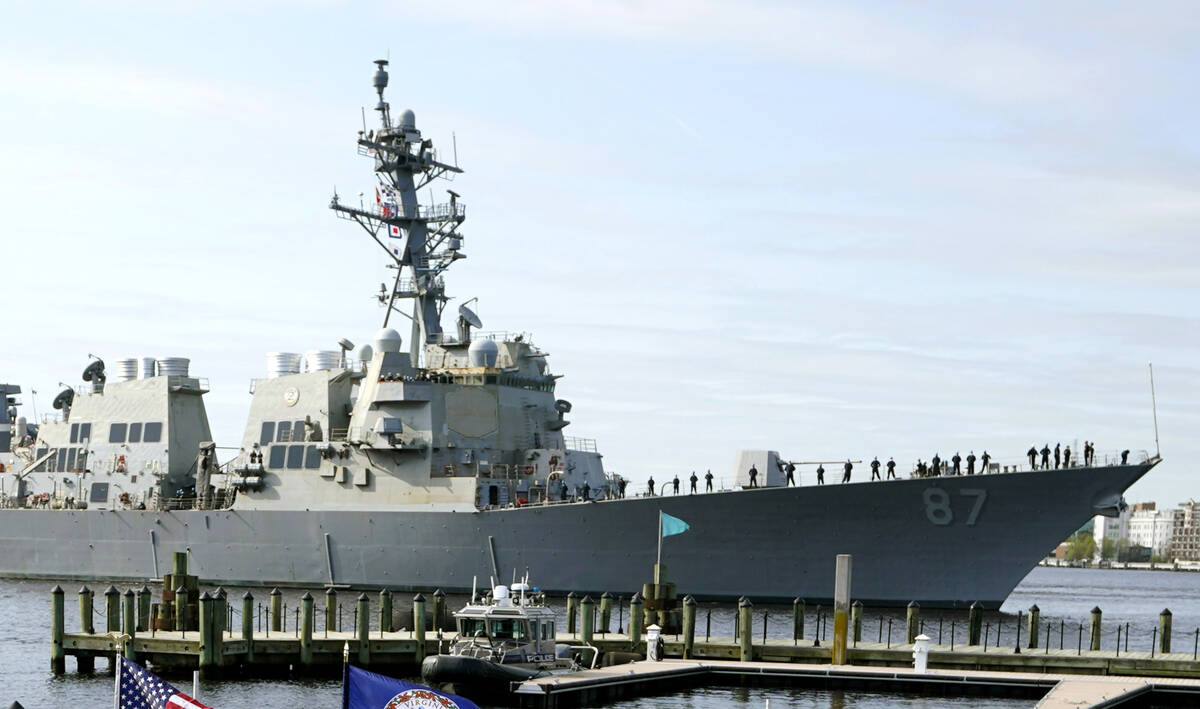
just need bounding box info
[564,437,598,453]
[392,276,446,295]
[429,331,535,346]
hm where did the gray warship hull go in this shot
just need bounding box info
[0,462,1152,607]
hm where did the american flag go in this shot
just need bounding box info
[118,657,212,709]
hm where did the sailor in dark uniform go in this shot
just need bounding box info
[748,464,758,488]
[951,452,962,475]
[870,457,881,481]
[966,451,976,475]
[981,450,991,473]
[785,461,796,486]
[1054,443,1061,469]
[705,469,714,492]
[1028,446,1038,469]
[1063,445,1071,468]
[816,464,825,485]
[1121,449,1130,465]
[842,459,853,483]
[1041,444,1051,470]
[648,476,655,496]
[689,471,698,494]
[931,453,941,477]
[672,475,680,495]
[886,457,896,479]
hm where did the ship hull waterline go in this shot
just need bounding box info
[0,463,1153,608]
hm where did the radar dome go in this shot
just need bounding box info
[374,328,403,354]
[399,109,416,130]
[468,338,499,367]
[353,343,374,363]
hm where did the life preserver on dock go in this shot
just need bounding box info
[115,455,127,473]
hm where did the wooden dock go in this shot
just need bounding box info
[511,658,1200,708]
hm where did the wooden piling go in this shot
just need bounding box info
[1028,605,1040,649]
[851,601,863,643]
[137,586,152,633]
[630,593,644,648]
[738,597,753,662]
[1160,609,1172,654]
[214,588,227,665]
[580,595,595,645]
[566,592,578,635]
[832,554,851,665]
[172,551,188,578]
[300,592,314,667]
[1090,607,1102,652]
[906,601,920,644]
[270,588,282,633]
[433,588,446,632]
[198,592,214,671]
[599,592,612,634]
[682,596,696,659]
[413,593,427,663]
[78,586,94,635]
[357,593,370,666]
[242,591,255,663]
[122,590,137,660]
[380,589,393,633]
[174,585,187,633]
[325,587,338,635]
[50,585,65,674]
[793,598,805,641]
[968,602,983,646]
[104,585,120,633]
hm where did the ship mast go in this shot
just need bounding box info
[329,59,466,365]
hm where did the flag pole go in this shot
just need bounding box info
[656,511,663,584]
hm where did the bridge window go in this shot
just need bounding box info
[56,448,68,472]
[79,423,91,442]
[459,618,486,637]
[293,420,306,442]
[143,422,162,443]
[108,423,127,444]
[286,444,304,469]
[268,445,286,469]
[70,423,79,443]
[128,422,143,444]
[259,421,276,445]
[304,445,321,470]
[489,619,528,641]
[66,448,77,471]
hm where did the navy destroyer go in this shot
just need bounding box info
[0,62,1159,607]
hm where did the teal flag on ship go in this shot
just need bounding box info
[660,511,690,538]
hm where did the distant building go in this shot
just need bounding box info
[1128,503,1179,558]
[1170,500,1200,561]
[1093,505,1131,550]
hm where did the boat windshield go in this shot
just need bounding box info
[489,618,528,641]
[459,618,487,637]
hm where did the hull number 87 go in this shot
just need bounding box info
[922,487,987,526]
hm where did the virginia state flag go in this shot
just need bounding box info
[661,511,690,537]
[344,665,479,709]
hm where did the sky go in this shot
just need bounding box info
[2,1,1198,505]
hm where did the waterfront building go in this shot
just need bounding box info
[1170,499,1200,561]
[1127,503,1179,558]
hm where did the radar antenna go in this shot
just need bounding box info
[330,60,468,366]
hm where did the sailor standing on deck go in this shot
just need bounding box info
[748,464,758,488]
[647,476,655,496]
[951,452,962,475]
[689,471,698,494]
[784,461,796,486]
[870,457,881,481]
[1054,443,1061,469]
[705,469,713,492]
[981,450,991,473]
[672,475,680,495]
[842,459,853,483]
[816,464,825,485]
[1121,449,1130,465]
[1028,446,1038,469]
[1041,444,1051,470]
[966,451,976,475]
[1063,445,1071,468]
[618,477,627,498]
[886,457,896,479]
[931,453,941,477]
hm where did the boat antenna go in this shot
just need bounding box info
[471,575,477,604]
[1149,362,1160,458]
